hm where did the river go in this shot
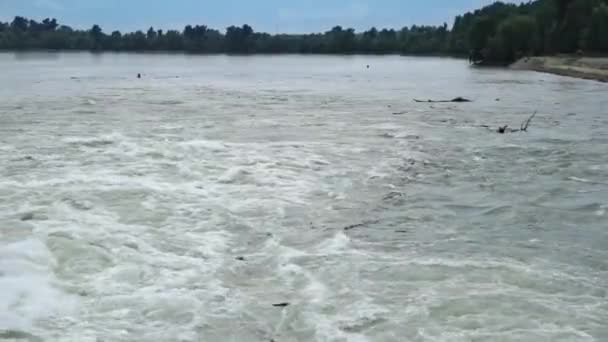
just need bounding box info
[1,53,607,342]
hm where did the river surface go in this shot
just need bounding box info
[1,53,607,342]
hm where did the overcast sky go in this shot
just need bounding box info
[1,0,518,33]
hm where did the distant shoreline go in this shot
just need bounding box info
[510,56,608,83]
[0,49,465,58]
[8,49,608,84]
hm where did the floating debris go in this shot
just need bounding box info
[414,97,472,103]
[344,220,380,231]
[20,213,35,221]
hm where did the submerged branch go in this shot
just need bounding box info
[520,111,537,132]
[495,111,538,134]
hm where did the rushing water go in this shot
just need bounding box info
[1,52,607,342]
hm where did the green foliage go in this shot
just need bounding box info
[455,0,608,64]
[493,15,539,62]
[0,16,450,55]
[225,25,255,53]
[0,0,607,62]
[469,16,495,50]
[588,4,608,51]
[11,16,29,32]
[557,0,597,51]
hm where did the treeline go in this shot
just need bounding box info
[0,19,449,55]
[1,0,607,63]
[455,0,608,63]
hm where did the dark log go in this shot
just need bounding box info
[343,220,380,231]
[414,97,472,103]
[21,213,35,221]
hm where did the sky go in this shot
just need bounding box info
[0,0,517,33]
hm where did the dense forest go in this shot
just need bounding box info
[1,0,607,64]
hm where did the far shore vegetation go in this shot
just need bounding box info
[1,0,607,64]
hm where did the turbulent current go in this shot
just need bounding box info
[1,53,607,342]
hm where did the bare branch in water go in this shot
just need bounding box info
[492,111,538,134]
[521,111,537,132]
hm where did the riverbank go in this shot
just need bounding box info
[511,56,608,83]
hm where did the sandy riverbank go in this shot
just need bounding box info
[511,56,608,82]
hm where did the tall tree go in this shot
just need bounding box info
[588,3,608,51]
[147,27,157,41]
[11,16,29,31]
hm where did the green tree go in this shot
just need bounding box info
[108,31,122,50]
[588,3,608,52]
[557,0,596,51]
[376,28,396,53]
[147,27,157,41]
[491,15,539,62]
[42,18,58,31]
[184,25,211,52]
[164,30,184,50]
[469,16,496,51]
[361,27,378,52]
[89,24,104,50]
[225,24,254,53]
[555,0,574,21]
[11,16,29,31]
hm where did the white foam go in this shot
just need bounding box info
[0,144,15,152]
[218,167,253,184]
[567,176,608,185]
[315,231,351,254]
[568,176,592,183]
[62,132,124,144]
[0,239,77,331]
[179,139,228,152]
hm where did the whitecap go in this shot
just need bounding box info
[0,239,77,332]
[218,167,253,184]
[314,231,351,254]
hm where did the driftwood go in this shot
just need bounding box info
[21,213,35,221]
[344,223,368,231]
[343,220,380,231]
[414,97,472,103]
[482,111,538,134]
[521,111,537,131]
